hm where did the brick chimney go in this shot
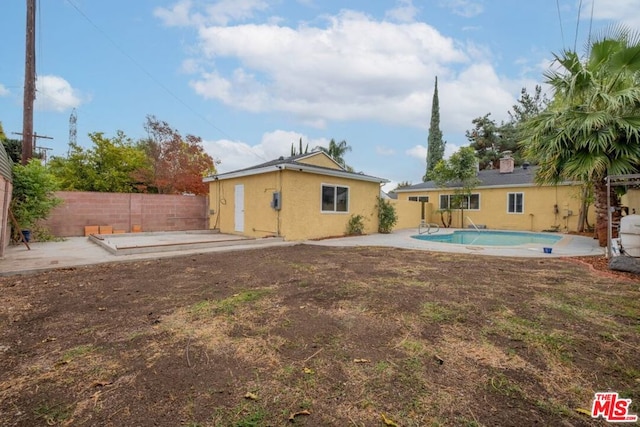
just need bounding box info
[499,151,514,174]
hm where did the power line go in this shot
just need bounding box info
[556,0,565,47]
[574,0,583,51]
[64,0,237,142]
[587,0,595,46]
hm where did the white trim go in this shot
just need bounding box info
[439,193,480,211]
[320,182,350,214]
[507,192,524,214]
[394,181,579,193]
[204,162,387,184]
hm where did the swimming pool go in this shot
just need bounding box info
[412,230,562,246]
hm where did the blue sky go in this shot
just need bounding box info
[1,0,639,191]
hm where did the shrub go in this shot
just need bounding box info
[346,214,365,235]
[377,197,398,233]
[11,160,62,239]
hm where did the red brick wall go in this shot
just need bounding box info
[42,192,209,237]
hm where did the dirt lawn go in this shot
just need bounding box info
[1,245,639,427]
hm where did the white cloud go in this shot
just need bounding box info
[35,75,83,112]
[376,146,395,156]
[440,0,484,18]
[155,0,270,27]
[203,130,328,173]
[188,11,470,129]
[385,0,419,23]
[204,0,270,25]
[0,84,9,97]
[154,0,199,27]
[585,0,640,28]
[406,141,462,162]
[406,144,427,161]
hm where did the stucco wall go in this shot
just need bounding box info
[297,153,341,169]
[42,192,208,237]
[279,170,379,240]
[209,169,381,241]
[390,199,424,230]
[397,184,593,232]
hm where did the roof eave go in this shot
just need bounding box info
[204,162,388,184]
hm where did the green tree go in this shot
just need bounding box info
[49,132,150,192]
[431,146,480,228]
[290,138,309,156]
[10,159,62,238]
[465,114,502,170]
[424,76,445,181]
[317,138,352,170]
[520,26,640,246]
[508,85,548,124]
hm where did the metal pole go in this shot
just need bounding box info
[606,175,612,258]
[22,0,36,165]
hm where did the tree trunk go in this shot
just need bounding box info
[594,178,620,247]
[577,185,590,233]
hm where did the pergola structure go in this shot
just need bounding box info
[606,174,640,258]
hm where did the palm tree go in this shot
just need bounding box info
[317,139,352,170]
[520,26,640,246]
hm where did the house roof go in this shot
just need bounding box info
[204,151,388,184]
[395,165,550,192]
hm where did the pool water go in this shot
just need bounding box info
[412,230,562,246]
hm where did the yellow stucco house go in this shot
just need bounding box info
[204,152,388,241]
[393,156,594,232]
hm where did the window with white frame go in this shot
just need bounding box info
[408,196,429,202]
[507,192,524,213]
[321,184,349,212]
[439,194,480,210]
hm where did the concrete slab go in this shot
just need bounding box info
[306,228,605,258]
[0,232,291,276]
[0,228,604,276]
[88,230,264,255]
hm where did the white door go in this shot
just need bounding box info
[234,184,244,232]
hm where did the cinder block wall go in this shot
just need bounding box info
[42,192,208,237]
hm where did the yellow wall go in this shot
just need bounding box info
[209,172,280,238]
[397,184,594,232]
[390,199,425,230]
[209,169,381,241]
[623,189,640,215]
[297,152,342,169]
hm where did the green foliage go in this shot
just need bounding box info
[430,147,480,227]
[290,138,309,156]
[49,132,150,192]
[377,197,398,234]
[11,160,62,233]
[519,26,640,245]
[466,87,547,170]
[316,138,353,171]
[346,214,365,235]
[425,76,445,180]
[2,138,22,164]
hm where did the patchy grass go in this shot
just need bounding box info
[1,245,638,426]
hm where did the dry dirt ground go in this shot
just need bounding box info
[1,245,639,427]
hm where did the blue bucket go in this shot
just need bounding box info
[543,247,552,254]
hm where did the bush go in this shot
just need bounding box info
[377,197,398,233]
[346,214,365,235]
[11,160,62,239]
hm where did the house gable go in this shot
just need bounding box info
[295,152,344,170]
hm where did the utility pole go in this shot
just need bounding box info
[22,0,36,165]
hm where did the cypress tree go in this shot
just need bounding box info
[424,76,445,181]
